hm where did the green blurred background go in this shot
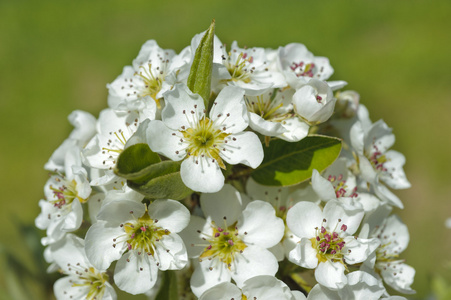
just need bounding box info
[1,0,451,298]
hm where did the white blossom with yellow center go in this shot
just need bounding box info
[36,147,91,246]
[199,275,306,300]
[85,199,190,295]
[361,213,415,295]
[350,119,410,208]
[180,184,284,297]
[107,40,191,111]
[213,41,286,96]
[50,234,116,300]
[147,84,264,193]
[245,88,309,142]
[287,200,380,290]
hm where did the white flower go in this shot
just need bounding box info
[350,119,410,208]
[180,184,284,297]
[45,110,96,173]
[50,234,116,300]
[245,88,309,142]
[307,271,385,300]
[287,200,380,290]
[361,214,415,295]
[35,148,91,246]
[277,43,346,91]
[107,40,191,110]
[311,158,358,201]
[199,275,306,300]
[292,79,336,125]
[85,199,190,294]
[334,90,360,119]
[147,84,263,193]
[246,178,319,260]
[213,41,286,96]
[82,108,140,172]
[351,119,410,190]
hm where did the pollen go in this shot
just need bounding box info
[123,210,170,256]
[199,220,247,269]
[68,264,109,300]
[181,117,230,169]
[310,219,349,268]
[224,51,253,83]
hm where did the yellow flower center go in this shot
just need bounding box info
[68,265,109,300]
[199,221,247,269]
[122,210,170,256]
[310,220,349,269]
[225,52,253,84]
[135,63,165,109]
[50,178,87,207]
[182,118,229,169]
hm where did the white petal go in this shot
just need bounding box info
[146,120,185,161]
[201,184,245,225]
[199,282,242,300]
[238,200,284,249]
[96,200,146,226]
[315,261,347,290]
[54,276,89,299]
[62,199,83,232]
[148,199,190,233]
[35,200,52,230]
[268,243,285,262]
[242,275,295,300]
[84,222,126,270]
[344,237,380,264]
[350,121,365,155]
[322,200,363,235]
[210,86,248,134]
[288,237,318,269]
[221,131,263,168]
[278,117,309,142]
[249,112,286,136]
[154,233,188,271]
[162,83,205,130]
[365,120,395,153]
[114,251,159,294]
[181,156,224,193]
[286,201,322,239]
[381,150,411,189]
[67,110,97,144]
[311,169,337,201]
[380,263,416,294]
[382,215,409,253]
[232,245,279,287]
[191,260,231,297]
[178,215,211,258]
[307,284,339,300]
[342,271,385,299]
[50,234,90,274]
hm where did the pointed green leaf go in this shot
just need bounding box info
[155,270,179,300]
[114,143,191,200]
[187,19,215,107]
[127,160,192,200]
[251,135,342,186]
[115,143,161,177]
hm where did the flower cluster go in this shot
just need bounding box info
[36,23,414,299]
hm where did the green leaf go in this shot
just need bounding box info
[251,135,342,186]
[127,161,192,200]
[187,19,215,107]
[115,143,192,200]
[155,270,179,300]
[115,143,161,177]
